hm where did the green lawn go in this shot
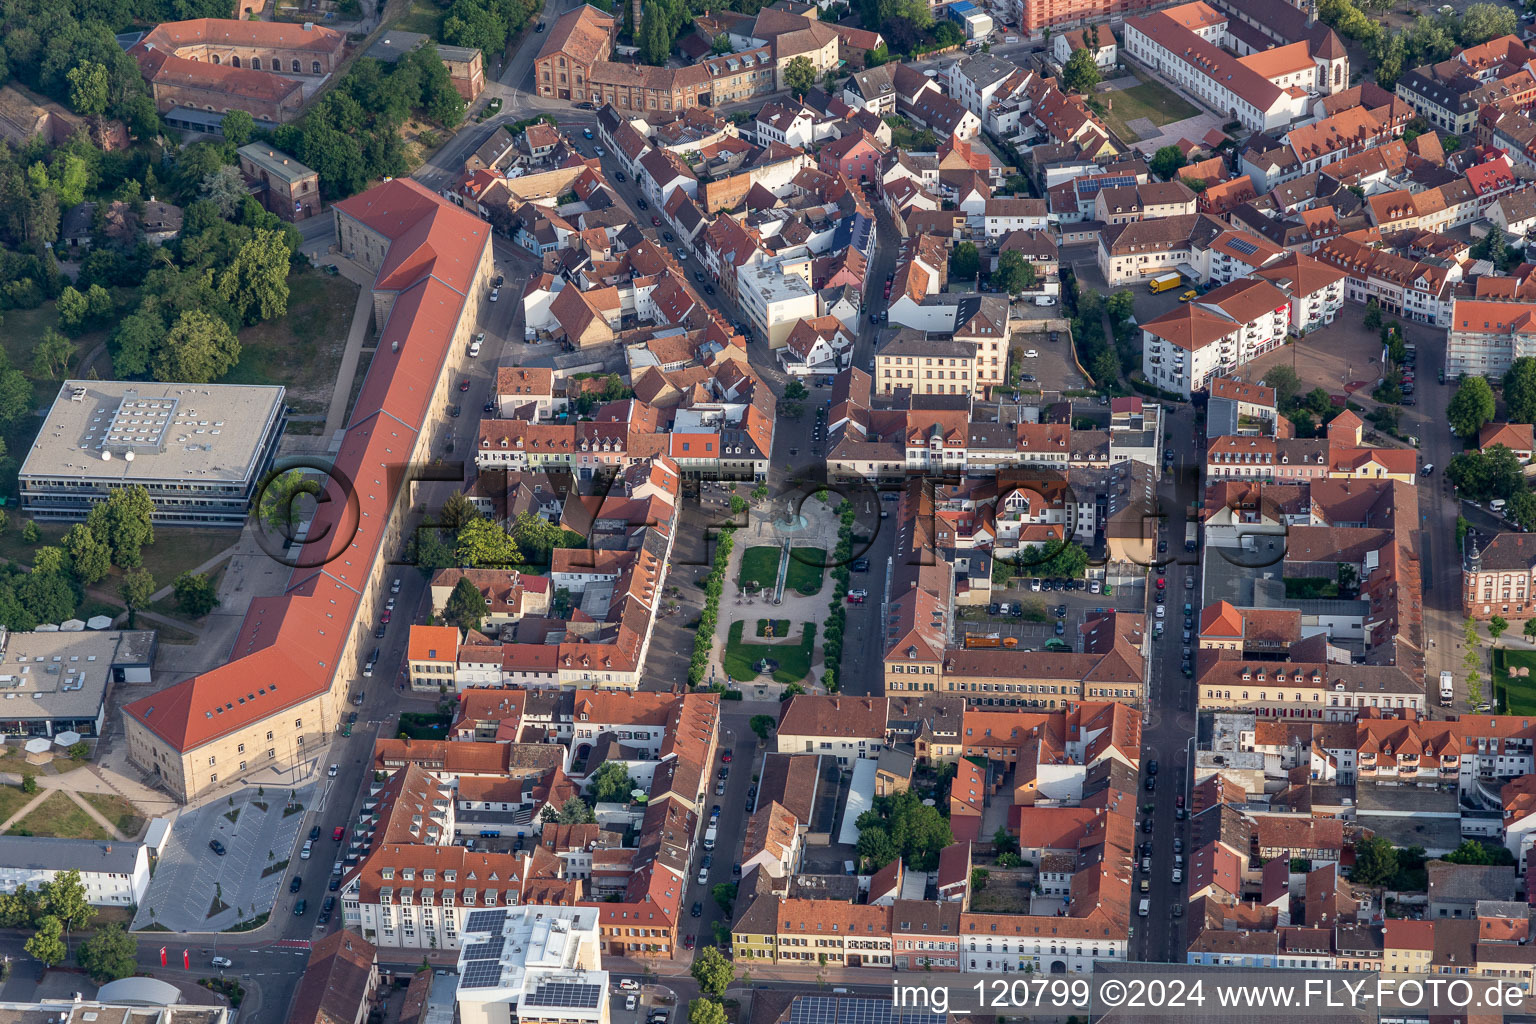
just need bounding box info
[738,547,781,591]
[1495,648,1536,714]
[398,712,451,739]
[7,791,109,839]
[393,0,443,36]
[0,784,33,826]
[1284,577,1339,600]
[739,546,825,595]
[784,548,826,596]
[81,791,147,838]
[722,620,816,683]
[221,271,359,416]
[1098,69,1200,142]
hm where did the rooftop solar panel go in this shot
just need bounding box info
[1227,237,1259,256]
[462,936,505,961]
[460,960,504,990]
[527,981,605,1009]
[463,909,507,935]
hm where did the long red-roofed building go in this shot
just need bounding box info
[122,180,494,802]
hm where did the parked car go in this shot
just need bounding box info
[209,840,226,856]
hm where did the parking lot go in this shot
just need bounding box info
[133,783,317,932]
[1011,320,1086,394]
[959,579,1145,651]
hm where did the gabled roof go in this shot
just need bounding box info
[125,180,490,753]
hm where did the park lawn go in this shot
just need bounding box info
[722,619,816,683]
[738,546,781,591]
[81,791,148,838]
[784,548,826,596]
[393,0,443,36]
[1098,70,1200,142]
[222,271,359,417]
[3,296,120,392]
[150,558,229,622]
[1495,648,1536,715]
[0,784,33,825]
[0,513,233,597]
[7,791,109,839]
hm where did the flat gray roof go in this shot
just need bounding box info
[0,629,154,723]
[238,144,316,185]
[365,30,429,61]
[19,381,285,486]
[0,834,144,874]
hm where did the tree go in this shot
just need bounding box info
[173,572,220,617]
[444,577,489,632]
[994,250,1033,294]
[32,328,73,380]
[690,999,729,1024]
[1062,48,1101,94]
[555,796,596,824]
[1351,835,1399,885]
[1448,375,1497,438]
[712,33,732,54]
[65,62,110,118]
[1447,445,1524,502]
[783,56,816,99]
[588,761,636,803]
[784,379,809,401]
[1526,618,1536,642]
[692,946,734,999]
[218,229,292,326]
[119,568,155,627]
[62,524,110,585]
[25,915,65,968]
[1506,358,1536,423]
[201,165,249,219]
[154,310,241,384]
[993,827,1019,855]
[1150,145,1186,181]
[950,241,980,281]
[56,287,88,334]
[86,486,156,568]
[932,20,962,46]
[1444,839,1515,865]
[455,516,522,569]
[855,788,954,870]
[221,110,255,148]
[509,510,580,564]
[1363,299,1382,330]
[258,469,318,535]
[865,43,890,66]
[1460,2,1516,44]
[639,7,673,65]
[1491,615,1509,646]
[75,922,136,982]
[750,714,775,741]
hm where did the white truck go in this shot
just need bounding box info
[1440,671,1454,707]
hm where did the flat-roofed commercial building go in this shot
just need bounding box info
[19,381,286,526]
[0,627,155,739]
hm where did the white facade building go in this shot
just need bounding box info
[455,906,609,1024]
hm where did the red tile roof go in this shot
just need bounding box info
[124,180,490,754]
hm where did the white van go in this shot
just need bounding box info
[1138,898,1150,917]
[1492,498,1508,512]
[703,826,717,851]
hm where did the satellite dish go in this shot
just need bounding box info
[124,452,135,461]
[101,451,112,461]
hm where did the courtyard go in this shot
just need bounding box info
[706,497,843,692]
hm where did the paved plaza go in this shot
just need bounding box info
[134,782,317,933]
